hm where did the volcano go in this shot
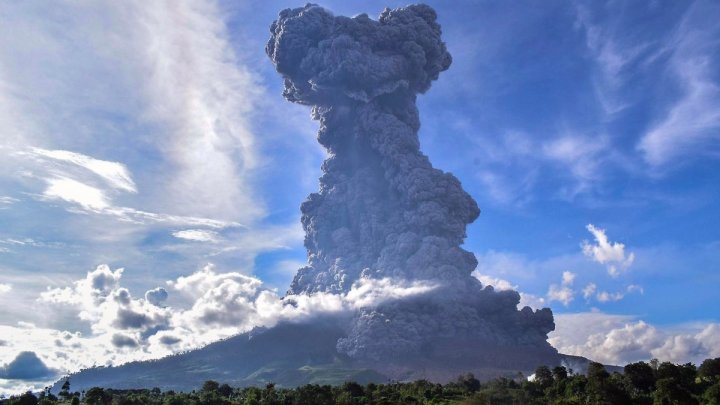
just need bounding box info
[54,4,576,392]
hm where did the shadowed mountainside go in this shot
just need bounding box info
[54,317,610,393]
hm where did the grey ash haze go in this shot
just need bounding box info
[267,4,557,362]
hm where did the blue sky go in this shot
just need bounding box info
[1,0,719,394]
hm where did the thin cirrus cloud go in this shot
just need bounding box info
[470,129,613,206]
[637,1,720,168]
[30,148,137,193]
[172,229,221,243]
[0,0,268,225]
[128,0,265,224]
[24,148,242,230]
[43,177,111,211]
[574,2,649,115]
[0,197,19,207]
[576,0,720,171]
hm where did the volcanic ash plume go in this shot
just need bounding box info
[267,4,557,363]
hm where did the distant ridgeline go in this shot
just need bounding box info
[54,4,570,392]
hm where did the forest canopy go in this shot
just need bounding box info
[3,357,720,405]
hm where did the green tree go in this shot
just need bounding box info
[10,391,38,405]
[553,366,568,382]
[586,362,631,405]
[703,381,720,405]
[700,358,720,382]
[341,381,364,398]
[625,361,656,395]
[458,373,482,394]
[218,384,233,398]
[84,387,111,405]
[201,381,219,394]
[653,378,697,405]
[657,362,699,399]
[534,366,553,390]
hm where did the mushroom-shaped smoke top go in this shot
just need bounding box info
[267,4,451,105]
[268,4,556,362]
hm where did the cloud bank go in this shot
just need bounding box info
[552,312,720,366]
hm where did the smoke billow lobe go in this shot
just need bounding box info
[268,4,557,363]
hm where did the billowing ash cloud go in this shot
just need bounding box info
[268,4,557,361]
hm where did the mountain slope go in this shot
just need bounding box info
[53,316,609,393]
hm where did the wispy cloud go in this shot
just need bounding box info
[574,3,651,115]
[43,177,110,211]
[35,174,241,230]
[32,148,137,193]
[639,59,720,167]
[128,0,265,224]
[30,148,136,193]
[172,229,220,243]
[542,134,610,197]
[575,0,720,174]
[637,1,720,168]
[0,0,268,241]
[0,196,19,207]
[470,128,615,205]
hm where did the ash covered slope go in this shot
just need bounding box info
[267,4,557,363]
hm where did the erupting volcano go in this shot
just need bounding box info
[266,3,558,367]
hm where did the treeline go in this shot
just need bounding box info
[2,357,720,404]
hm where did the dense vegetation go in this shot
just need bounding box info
[3,358,719,405]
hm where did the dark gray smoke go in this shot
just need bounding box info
[267,4,556,362]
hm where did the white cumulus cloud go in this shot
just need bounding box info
[547,271,576,306]
[29,263,440,375]
[582,224,635,277]
[552,312,720,365]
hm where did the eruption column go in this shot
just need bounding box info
[268,4,557,362]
